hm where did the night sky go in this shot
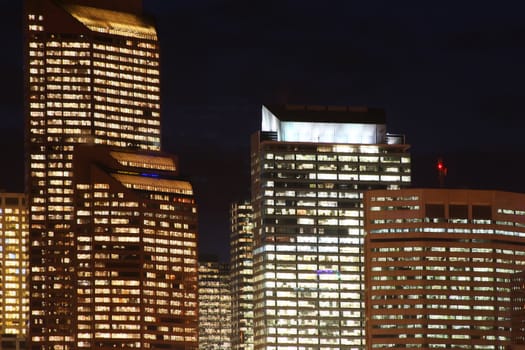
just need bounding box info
[2,1,525,261]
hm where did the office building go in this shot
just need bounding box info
[230,201,254,350]
[24,0,162,348]
[198,257,232,350]
[0,193,28,350]
[25,0,160,152]
[250,104,410,349]
[73,145,198,349]
[364,189,525,349]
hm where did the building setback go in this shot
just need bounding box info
[198,257,232,350]
[73,145,198,349]
[251,104,410,350]
[230,201,255,350]
[0,193,28,350]
[364,189,525,349]
[24,0,162,348]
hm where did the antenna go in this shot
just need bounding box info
[437,157,447,187]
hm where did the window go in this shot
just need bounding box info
[472,205,491,220]
[450,204,468,219]
[425,204,444,219]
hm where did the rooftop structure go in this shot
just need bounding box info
[260,104,402,145]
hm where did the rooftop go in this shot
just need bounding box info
[264,104,386,124]
[65,4,157,39]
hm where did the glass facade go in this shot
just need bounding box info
[25,1,162,348]
[198,259,232,350]
[365,189,525,349]
[251,105,410,350]
[230,201,255,350]
[0,193,28,349]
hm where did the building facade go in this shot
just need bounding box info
[230,201,255,350]
[0,193,29,350]
[24,0,162,348]
[364,189,525,349]
[198,257,232,350]
[511,271,525,347]
[251,104,410,350]
[73,145,198,349]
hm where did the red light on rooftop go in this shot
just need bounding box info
[437,157,447,187]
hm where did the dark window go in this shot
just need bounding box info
[450,204,468,219]
[5,197,19,205]
[472,205,492,220]
[425,204,445,218]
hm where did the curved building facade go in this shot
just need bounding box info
[364,189,525,349]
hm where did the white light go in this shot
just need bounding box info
[280,121,382,144]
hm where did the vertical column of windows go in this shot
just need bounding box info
[142,194,198,346]
[27,14,49,344]
[230,202,254,350]
[38,39,93,348]
[75,185,93,348]
[28,30,47,246]
[198,262,232,349]
[0,197,29,337]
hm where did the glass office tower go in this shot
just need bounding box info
[198,257,232,350]
[365,189,525,349]
[0,193,29,350]
[24,1,163,348]
[73,145,198,349]
[230,201,255,350]
[250,105,410,350]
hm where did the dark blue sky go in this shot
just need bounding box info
[2,1,525,260]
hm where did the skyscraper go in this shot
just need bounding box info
[0,193,29,350]
[74,145,198,349]
[24,0,163,348]
[198,256,232,350]
[230,201,254,350]
[250,104,410,350]
[364,189,525,349]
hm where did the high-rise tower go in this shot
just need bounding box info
[24,0,162,348]
[198,257,232,350]
[230,201,254,350]
[250,104,410,349]
[73,145,198,349]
